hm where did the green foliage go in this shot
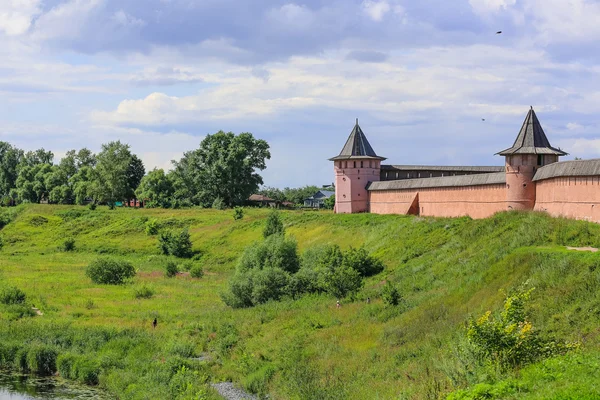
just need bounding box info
[171,131,270,207]
[85,257,136,284]
[381,281,402,306]
[26,344,58,376]
[135,168,174,208]
[133,284,155,299]
[190,265,204,278]
[62,237,75,252]
[145,218,160,235]
[212,197,226,210]
[322,263,363,299]
[92,141,144,205]
[88,202,97,210]
[238,234,300,274]
[467,287,578,370]
[158,229,193,258]
[165,261,179,277]
[342,246,385,277]
[233,206,244,220]
[323,194,335,210]
[263,210,284,238]
[0,285,26,305]
[0,235,3,251]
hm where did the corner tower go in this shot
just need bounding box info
[330,120,386,213]
[496,107,567,211]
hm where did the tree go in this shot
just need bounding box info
[0,142,23,197]
[92,141,144,206]
[171,131,270,207]
[263,210,284,238]
[323,195,335,210]
[135,169,174,208]
[127,154,145,198]
[282,185,320,205]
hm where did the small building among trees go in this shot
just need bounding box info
[304,190,335,208]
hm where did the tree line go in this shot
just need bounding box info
[0,131,271,208]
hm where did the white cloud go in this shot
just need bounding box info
[469,0,516,15]
[267,3,315,30]
[523,0,600,43]
[0,0,41,36]
[362,0,404,21]
[32,0,104,41]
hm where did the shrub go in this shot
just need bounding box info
[287,267,322,298]
[57,353,77,379]
[263,210,284,238]
[145,219,160,235]
[0,236,3,251]
[343,246,384,277]
[322,264,363,299]
[158,229,193,258]
[212,197,225,210]
[221,274,254,308]
[26,344,58,376]
[0,286,26,305]
[190,265,204,278]
[233,206,244,220]
[467,287,578,370]
[238,234,299,274]
[382,281,402,306]
[251,268,291,304]
[72,357,100,385]
[62,237,76,252]
[179,260,194,271]
[86,257,136,284]
[165,261,178,277]
[88,202,97,211]
[134,284,155,299]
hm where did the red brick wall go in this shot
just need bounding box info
[370,184,507,219]
[535,176,600,222]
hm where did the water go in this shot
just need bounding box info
[0,373,109,400]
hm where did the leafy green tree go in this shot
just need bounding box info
[127,154,145,198]
[72,166,94,205]
[171,131,270,207]
[282,185,320,205]
[0,142,23,196]
[92,141,144,206]
[342,247,385,277]
[323,195,335,210]
[263,210,284,238]
[258,187,285,202]
[135,169,174,208]
[322,264,363,299]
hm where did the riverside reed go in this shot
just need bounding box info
[0,205,600,399]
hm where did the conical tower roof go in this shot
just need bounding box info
[330,119,386,161]
[496,107,567,156]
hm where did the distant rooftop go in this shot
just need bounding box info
[330,119,386,161]
[382,165,504,172]
[368,172,506,191]
[533,159,600,181]
[496,107,568,156]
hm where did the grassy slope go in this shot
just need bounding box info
[1,205,600,399]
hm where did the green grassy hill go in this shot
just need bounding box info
[1,204,600,399]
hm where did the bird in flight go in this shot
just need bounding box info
[482,118,486,121]
[496,31,502,34]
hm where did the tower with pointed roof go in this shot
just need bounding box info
[497,107,567,211]
[330,119,386,213]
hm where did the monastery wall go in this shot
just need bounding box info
[534,176,600,222]
[369,183,507,219]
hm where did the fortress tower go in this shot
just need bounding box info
[496,107,567,211]
[330,120,386,213]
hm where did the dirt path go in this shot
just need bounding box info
[566,246,598,252]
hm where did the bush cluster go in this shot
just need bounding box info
[57,353,100,385]
[145,219,160,235]
[190,265,204,278]
[62,237,75,252]
[467,287,578,370]
[233,207,244,220]
[222,238,385,308]
[0,285,26,305]
[86,257,136,285]
[165,261,179,277]
[158,229,193,258]
[133,284,155,299]
[263,210,284,238]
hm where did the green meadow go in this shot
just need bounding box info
[1,204,600,399]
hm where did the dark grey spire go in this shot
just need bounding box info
[496,107,567,156]
[330,120,386,161]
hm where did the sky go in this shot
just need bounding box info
[2,0,600,188]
